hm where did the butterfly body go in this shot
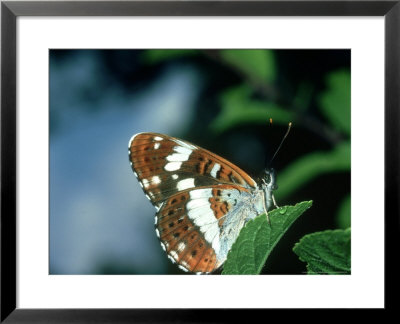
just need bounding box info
[129,132,277,274]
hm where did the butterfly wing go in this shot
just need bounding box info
[129,132,261,274]
[155,184,260,273]
[129,133,257,207]
[129,132,257,209]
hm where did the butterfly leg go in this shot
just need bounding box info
[265,210,271,227]
[272,194,279,208]
[262,195,272,227]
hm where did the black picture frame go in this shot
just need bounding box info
[1,0,398,321]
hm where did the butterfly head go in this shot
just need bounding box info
[261,168,278,191]
[259,168,278,213]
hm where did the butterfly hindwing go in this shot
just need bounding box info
[155,185,254,273]
[129,133,257,208]
[155,190,218,273]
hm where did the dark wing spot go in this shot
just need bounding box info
[216,167,222,179]
[228,172,238,183]
[173,233,180,238]
[183,225,189,231]
[168,222,174,228]
[168,210,174,215]
[204,160,212,173]
[191,250,197,257]
[171,199,177,204]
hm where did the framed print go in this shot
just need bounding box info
[1,0,398,321]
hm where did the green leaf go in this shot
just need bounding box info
[293,228,351,274]
[142,49,199,64]
[276,141,350,200]
[211,85,293,134]
[220,49,276,83]
[336,195,351,229]
[222,201,312,275]
[318,69,351,135]
[293,83,314,113]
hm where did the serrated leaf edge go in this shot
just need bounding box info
[293,228,351,274]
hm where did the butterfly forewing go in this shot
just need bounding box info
[129,133,257,208]
[129,132,261,274]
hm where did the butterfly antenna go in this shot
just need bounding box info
[268,122,292,166]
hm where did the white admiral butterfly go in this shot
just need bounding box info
[128,133,278,274]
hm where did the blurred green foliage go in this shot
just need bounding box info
[293,228,351,274]
[142,49,199,64]
[220,49,276,83]
[277,141,350,200]
[319,70,351,135]
[211,84,292,134]
[222,201,312,274]
[336,195,351,229]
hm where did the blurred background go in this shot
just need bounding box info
[50,49,350,275]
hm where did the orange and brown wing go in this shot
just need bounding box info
[156,190,218,273]
[155,184,251,273]
[128,132,257,208]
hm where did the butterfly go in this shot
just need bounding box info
[128,132,278,274]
